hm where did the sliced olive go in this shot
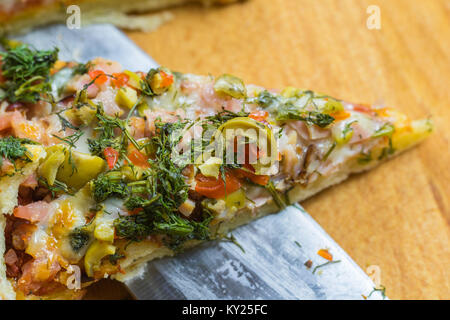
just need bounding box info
[38,145,66,185]
[56,150,106,190]
[214,74,246,99]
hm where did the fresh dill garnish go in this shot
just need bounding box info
[72,62,91,76]
[323,141,337,161]
[265,180,287,209]
[342,120,356,137]
[0,136,36,167]
[222,233,245,253]
[140,68,157,97]
[373,123,394,138]
[52,130,84,175]
[276,107,335,128]
[0,44,58,103]
[111,120,213,250]
[294,241,302,248]
[248,90,276,108]
[248,90,335,128]
[367,285,387,299]
[204,108,250,125]
[124,193,161,211]
[357,151,372,164]
[109,252,125,265]
[55,109,79,131]
[87,104,141,160]
[38,178,72,198]
[52,130,84,148]
[378,137,395,160]
[91,171,129,202]
[69,228,91,252]
[312,260,341,274]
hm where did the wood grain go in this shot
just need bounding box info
[90,0,450,300]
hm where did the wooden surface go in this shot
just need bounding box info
[88,0,450,300]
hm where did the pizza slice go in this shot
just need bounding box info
[0,0,240,34]
[0,44,432,299]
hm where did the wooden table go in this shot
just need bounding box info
[86,0,450,300]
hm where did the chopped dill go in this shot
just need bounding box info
[312,260,341,274]
[222,233,245,253]
[323,141,337,161]
[0,44,58,103]
[0,136,36,167]
[56,109,79,131]
[72,62,91,76]
[265,181,287,209]
[52,130,84,148]
[368,285,387,299]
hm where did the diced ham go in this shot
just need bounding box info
[1,159,14,173]
[0,111,23,131]
[39,114,67,146]
[11,221,36,251]
[11,115,44,142]
[129,116,145,139]
[144,108,185,135]
[66,74,100,98]
[13,201,52,223]
[21,173,38,189]
[4,248,18,267]
[92,87,123,116]
[4,249,20,278]
[198,82,243,114]
[17,254,61,295]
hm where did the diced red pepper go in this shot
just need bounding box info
[234,164,270,186]
[195,171,242,199]
[112,72,129,88]
[88,69,108,86]
[128,149,150,168]
[249,110,269,123]
[104,147,119,170]
[159,70,174,88]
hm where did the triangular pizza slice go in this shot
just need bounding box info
[0,45,432,299]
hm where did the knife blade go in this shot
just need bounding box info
[15,24,384,300]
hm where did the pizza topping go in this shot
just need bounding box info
[195,171,242,199]
[317,249,333,261]
[0,136,37,169]
[144,68,174,95]
[103,147,119,170]
[13,201,51,223]
[0,47,433,298]
[213,74,246,99]
[88,69,108,86]
[0,44,58,103]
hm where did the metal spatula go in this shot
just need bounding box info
[16,24,384,300]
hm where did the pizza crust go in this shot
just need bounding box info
[0,147,46,300]
[0,214,15,300]
[0,0,240,34]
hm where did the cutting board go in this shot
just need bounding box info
[123,0,449,300]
